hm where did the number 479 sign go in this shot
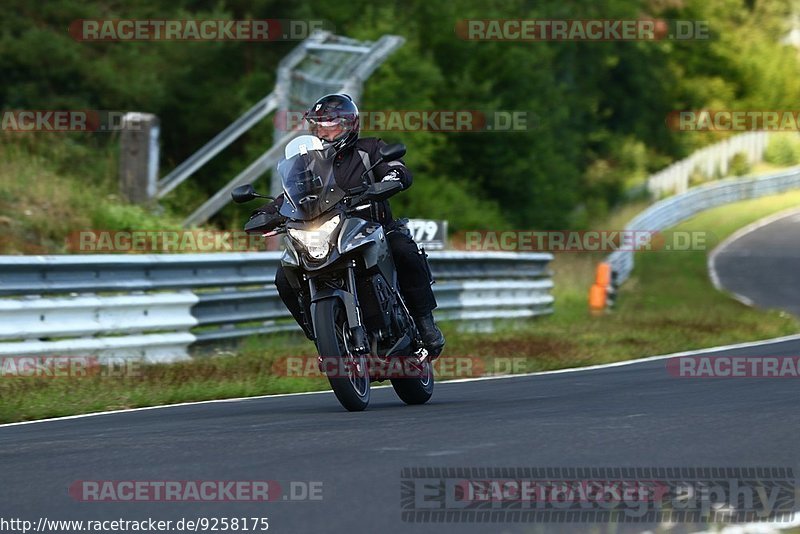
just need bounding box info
[406,219,448,250]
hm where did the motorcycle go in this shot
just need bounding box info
[231,135,434,411]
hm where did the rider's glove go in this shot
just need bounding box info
[381,169,402,182]
[254,203,278,216]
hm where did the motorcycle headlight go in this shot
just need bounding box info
[288,215,341,259]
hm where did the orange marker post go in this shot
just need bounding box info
[589,262,612,313]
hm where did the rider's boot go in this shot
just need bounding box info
[414,313,445,360]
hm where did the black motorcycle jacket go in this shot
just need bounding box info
[254,137,412,228]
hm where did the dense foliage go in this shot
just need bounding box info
[1,0,797,230]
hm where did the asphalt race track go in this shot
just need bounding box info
[2,211,800,534]
[2,336,800,533]
[712,208,800,316]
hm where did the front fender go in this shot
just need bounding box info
[310,288,361,339]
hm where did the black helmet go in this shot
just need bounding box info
[304,94,359,152]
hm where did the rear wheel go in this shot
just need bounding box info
[314,298,370,411]
[391,355,434,405]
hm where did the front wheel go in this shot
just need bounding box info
[391,356,434,405]
[314,298,370,411]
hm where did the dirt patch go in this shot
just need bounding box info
[629,317,724,334]
[465,336,578,359]
[618,336,649,346]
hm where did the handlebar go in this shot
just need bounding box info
[245,181,403,233]
[244,212,286,235]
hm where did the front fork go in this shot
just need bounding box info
[344,261,369,352]
[306,260,369,354]
[303,260,428,362]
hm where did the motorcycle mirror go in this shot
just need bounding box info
[379,143,406,162]
[231,184,273,204]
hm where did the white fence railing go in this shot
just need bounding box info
[647,131,772,198]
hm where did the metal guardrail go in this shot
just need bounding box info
[0,293,198,361]
[0,251,553,362]
[0,293,197,339]
[0,253,281,295]
[607,166,800,287]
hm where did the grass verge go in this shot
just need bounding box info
[0,138,186,254]
[2,191,800,423]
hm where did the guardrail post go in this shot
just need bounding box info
[119,112,160,204]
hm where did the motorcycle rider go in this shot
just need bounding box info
[252,93,446,358]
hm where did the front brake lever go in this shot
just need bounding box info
[263,225,287,238]
[345,192,371,214]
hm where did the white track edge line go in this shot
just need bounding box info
[4,332,800,429]
[708,207,800,307]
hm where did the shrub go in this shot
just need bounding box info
[728,152,751,176]
[764,134,800,167]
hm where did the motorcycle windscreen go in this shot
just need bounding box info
[277,150,346,221]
